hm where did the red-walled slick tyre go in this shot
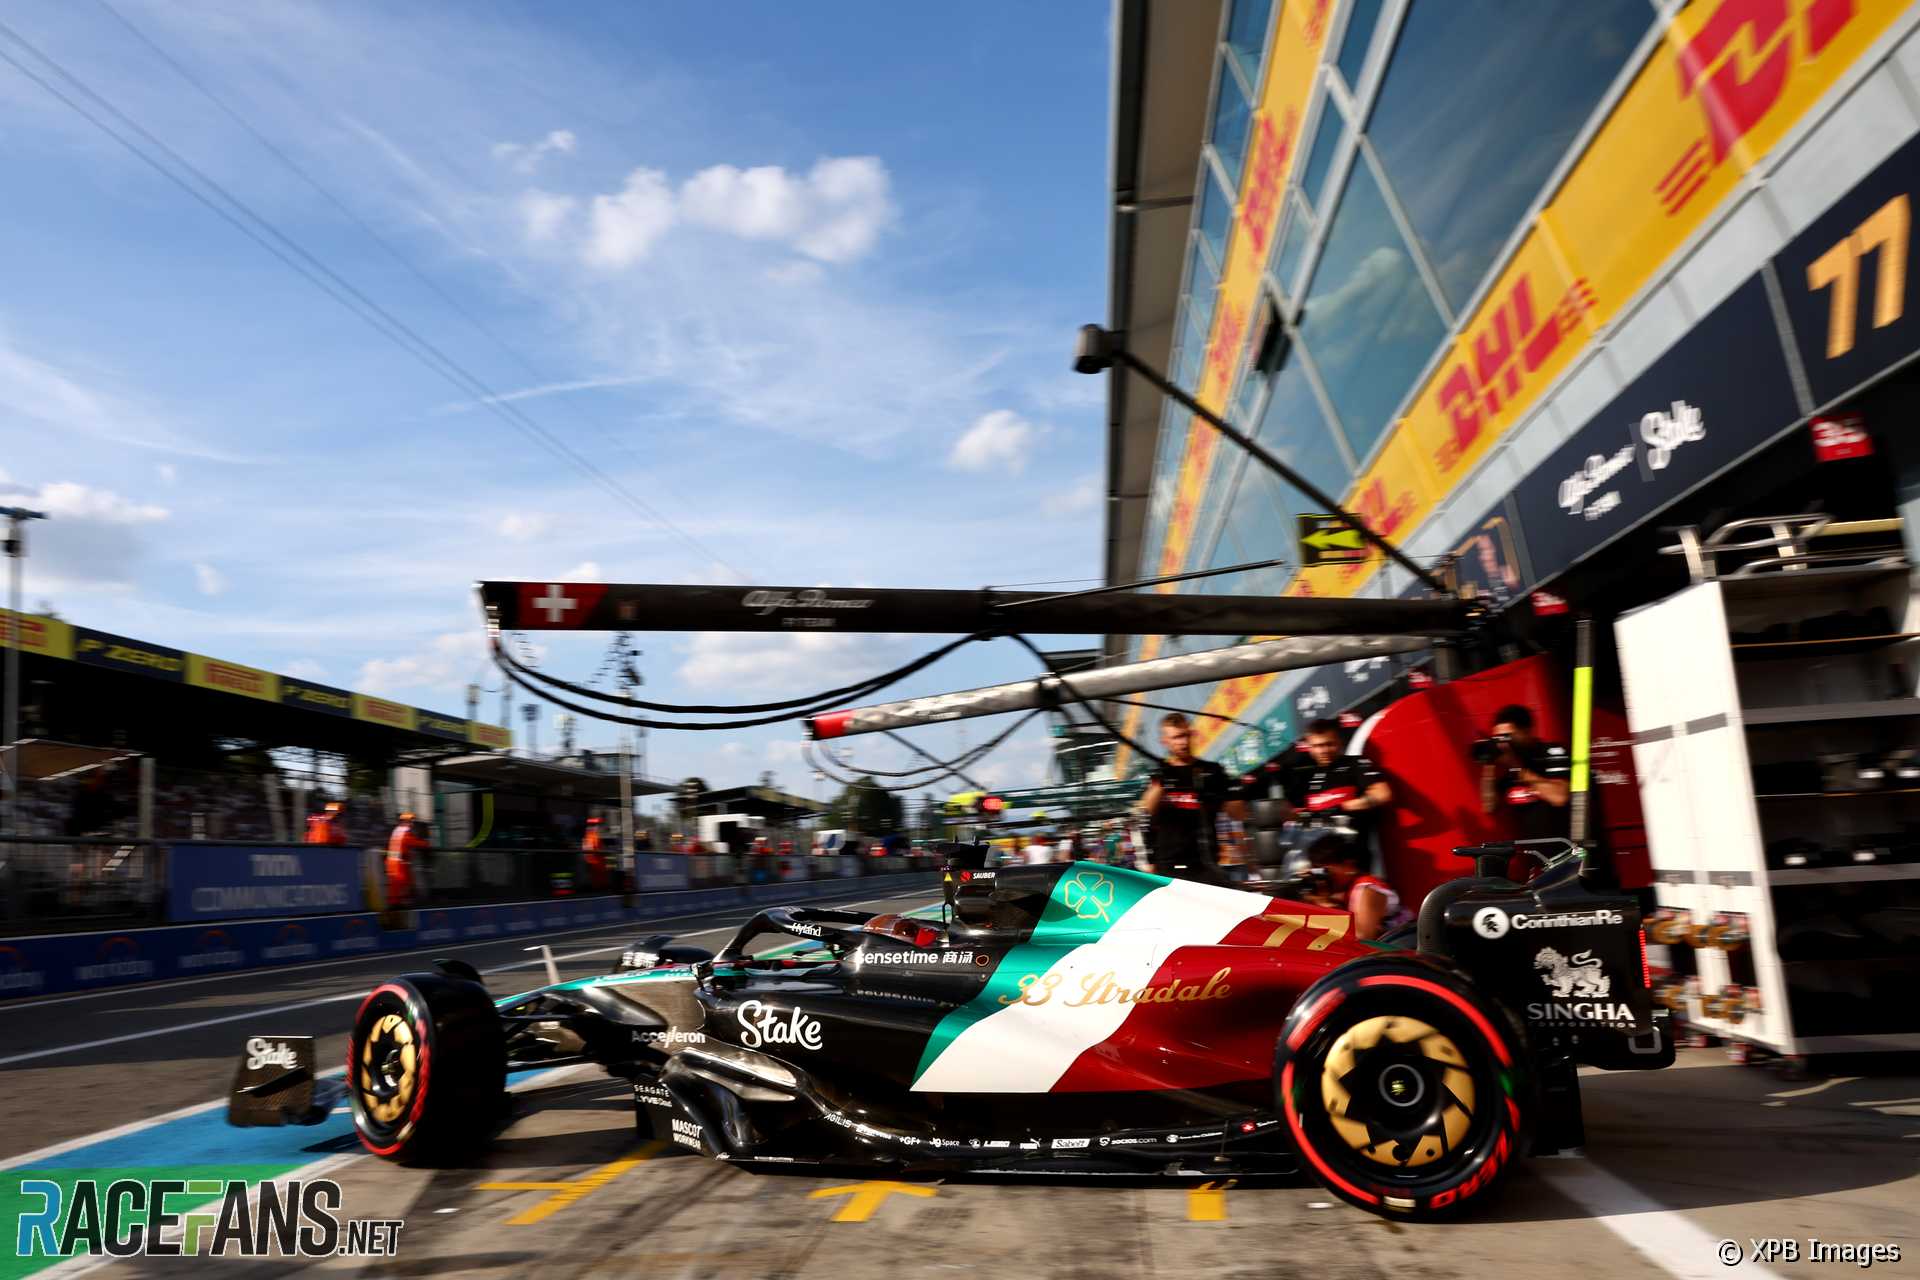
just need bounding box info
[348,973,504,1163]
[1274,955,1532,1221]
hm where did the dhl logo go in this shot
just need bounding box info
[1662,0,1859,215]
[1203,302,1246,407]
[1239,107,1300,260]
[1432,273,1598,473]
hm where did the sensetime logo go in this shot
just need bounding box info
[15,1178,402,1261]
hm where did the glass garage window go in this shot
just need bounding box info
[1295,153,1447,463]
[1334,0,1385,90]
[1366,0,1653,311]
[1273,199,1312,297]
[1224,0,1273,86]
[1211,58,1255,187]
[1298,105,1344,213]
[1196,164,1234,267]
[1253,360,1351,506]
[1223,463,1295,581]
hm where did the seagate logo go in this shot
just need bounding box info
[1472,907,1510,939]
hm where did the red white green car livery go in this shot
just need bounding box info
[240,847,1672,1220]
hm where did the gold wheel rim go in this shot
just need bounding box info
[1319,1015,1476,1169]
[360,1011,418,1125]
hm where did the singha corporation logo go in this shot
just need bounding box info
[1533,947,1610,999]
[1062,871,1114,923]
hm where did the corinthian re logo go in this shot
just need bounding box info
[741,589,874,615]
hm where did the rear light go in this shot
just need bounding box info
[1638,927,1651,988]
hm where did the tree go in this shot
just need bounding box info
[827,775,902,834]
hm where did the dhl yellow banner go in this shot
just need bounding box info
[186,654,279,703]
[1184,0,1908,756]
[1118,0,1338,772]
[0,609,74,661]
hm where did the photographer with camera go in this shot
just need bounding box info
[1476,705,1571,842]
[1300,831,1410,941]
[1137,712,1246,882]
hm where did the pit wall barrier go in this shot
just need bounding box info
[0,869,940,1000]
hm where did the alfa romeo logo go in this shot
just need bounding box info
[1062,871,1115,923]
[1473,907,1510,939]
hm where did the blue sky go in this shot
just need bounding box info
[0,0,1115,803]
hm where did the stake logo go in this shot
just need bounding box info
[14,1179,402,1261]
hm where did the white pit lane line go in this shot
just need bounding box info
[0,892,938,1068]
[1530,1159,1786,1280]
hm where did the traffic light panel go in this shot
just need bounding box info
[976,794,1005,817]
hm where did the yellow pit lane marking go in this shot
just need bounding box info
[480,1142,667,1224]
[1187,1179,1236,1221]
[808,1180,938,1222]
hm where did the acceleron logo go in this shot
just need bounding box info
[14,1178,402,1261]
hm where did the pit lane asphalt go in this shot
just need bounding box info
[0,886,937,1160]
[4,897,1916,1280]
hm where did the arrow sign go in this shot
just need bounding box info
[808,1180,938,1222]
[1297,515,1368,566]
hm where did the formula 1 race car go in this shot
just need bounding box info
[228,842,1672,1220]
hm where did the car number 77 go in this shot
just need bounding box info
[1259,913,1351,950]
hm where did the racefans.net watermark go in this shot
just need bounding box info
[15,1178,401,1262]
[1718,1238,1902,1269]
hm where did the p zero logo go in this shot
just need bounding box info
[73,630,186,681]
[281,680,353,716]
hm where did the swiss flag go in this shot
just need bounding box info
[516,582,608,628]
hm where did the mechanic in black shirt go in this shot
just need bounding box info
[1287,718,1393,839]
[1478,704,1571,844]
[1137,713,1246,882]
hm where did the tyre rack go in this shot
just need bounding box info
[1616,516,1920,1058]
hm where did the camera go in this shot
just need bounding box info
[1471,733,1513,764]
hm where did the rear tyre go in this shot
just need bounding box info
[1274,955,1531,1221]
[348,973,504,1162]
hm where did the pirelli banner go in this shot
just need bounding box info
[0,607,510,749]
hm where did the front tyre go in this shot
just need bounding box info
[1274,955,1530,1221]
[348,973,504,1162]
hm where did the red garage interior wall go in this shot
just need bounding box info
[1354,653,1649,911]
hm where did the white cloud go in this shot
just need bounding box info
[193,561,227,596]
[27,481,169,524]
[679,629,901,693]
[156,462,178,485]
[282,658,330,681]
[764,260,825,286]
[497,512,550,540]
[560,560,603,581]
[1042,473,1101,517]
[679,156,894,263]
[0,478,169,590]
[518,189,576,242]
[493,128,577,173]
[585,167,677,269]
[356,630,485,696]
[948,409,1039,474]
